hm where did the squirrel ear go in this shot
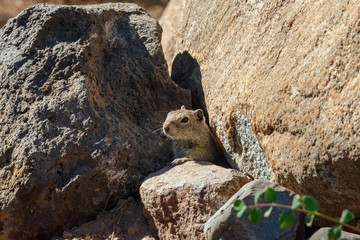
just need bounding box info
[195,109,204,121]
[181,105,186,110]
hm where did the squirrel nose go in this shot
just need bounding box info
[163,124,170,134]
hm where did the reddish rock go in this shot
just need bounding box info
[161,0,360,219]
[140,161,252,240]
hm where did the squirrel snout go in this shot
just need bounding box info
[163,124,170,134]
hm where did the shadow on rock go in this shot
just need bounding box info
[171,51,230,168]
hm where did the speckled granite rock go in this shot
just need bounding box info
[161,0,360,219]
[159,0,184,70]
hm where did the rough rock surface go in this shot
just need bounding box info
[0,0,169,28]
[0,3,190,239]
[308,227,360,240]
[162,0,360,218]
[204,179,301,240]
[52,197,156,240]
[140,161,252,240]
[158,0,184,70]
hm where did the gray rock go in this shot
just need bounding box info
[214,109,273,180]
[0,3,190,239]
[308,227,360,240]
[204,179,300,240]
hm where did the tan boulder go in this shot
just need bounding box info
[140,161,252,240]
[161,0,360,218]
[159,0,185,69]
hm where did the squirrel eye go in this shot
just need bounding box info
[181,117,189,123]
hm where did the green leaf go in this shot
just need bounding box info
[249,208,262,224]
[237,208,246,218]
[302,195,318,212]
[254,190,262,204]
[233,199,246,211]
[234,200,247,218]
[234,199,247,218]
[339,209,355,223]
[305,213,315,227]
[278,210,295,229]
[318,238,325,240]
[291,194,301,209]
[264,206,273,217]
[233,199,242,210]
[264,188,277,203]
[328,225,341,240]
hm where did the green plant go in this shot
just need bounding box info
[233,187,359,240]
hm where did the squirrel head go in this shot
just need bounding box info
[163,106,207,141]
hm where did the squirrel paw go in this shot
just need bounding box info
[169,157,192,167]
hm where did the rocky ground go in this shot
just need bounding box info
[52,197,156,240]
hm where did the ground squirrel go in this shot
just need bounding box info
[163,105,224,166]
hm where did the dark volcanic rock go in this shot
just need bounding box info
[0,3,190,239]
[53,198,157,240]
[0,0,169,28]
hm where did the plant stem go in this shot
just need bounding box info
[247,203,360,233]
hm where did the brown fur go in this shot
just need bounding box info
[163,106,221,166]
